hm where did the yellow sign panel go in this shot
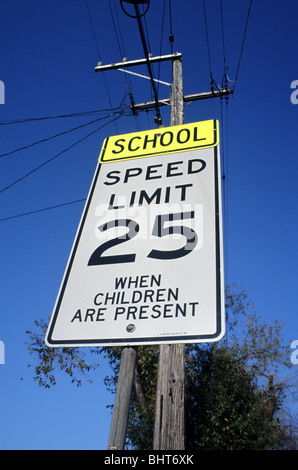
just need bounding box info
[99,119,219,163]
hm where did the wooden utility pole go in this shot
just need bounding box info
[107,347,137,450]
[153,344,185,450]
[105,56,186,451]
[153,56,185,451]
[170,56,184,126]
[96,52,185,452]
[96,41,231,455]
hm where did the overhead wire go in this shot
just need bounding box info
[168,0,174,54]
[0,112,125,159]
[108,0,125,59]
[233,0,253,90]
[133,3,162,125]
[218,0,230,278]
[216,1,253,282]
[219,0,228,88]
[219,0,230,282]
[225,100,229,281]
[0,198,86,223]
[220,96,229,282]
[85,0,119,133]
[200,0,231,282]
[142,6,161,111]
[0,2,251,226]
[156,0,167,97]
[143,10,153,59]
[202,0,214,91]
[108,0,140,130]
[0,107,125,126]
[85,0,102,60]
[218,0,253,281]
[0,111,124,195]
[112,0,127,58]
[0,2,138,220]
[0,1,164,223]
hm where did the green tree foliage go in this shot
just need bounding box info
[185,345,288,449]
[26,285,297,449]
[26,319,99,388]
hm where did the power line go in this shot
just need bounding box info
[233,0,253,90]
[85,0,102,60]
[0,198,86,223]
[0,112,124,159]
[220,96,230,283]
[202,0,213,89]
[219,0,227,80]
[0,107,125,126]
[157,0,167,97]
[107,0,140,129]
[120,1,162,123]
[85,0,119,133]
[0,112,124,195]
[133,4,162,124]
[168,0,174,53]
[108,0,125,59]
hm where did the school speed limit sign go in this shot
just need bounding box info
[45,119,225,347]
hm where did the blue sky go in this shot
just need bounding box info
[0,0,297,450]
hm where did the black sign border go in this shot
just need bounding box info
[46,122,224,347]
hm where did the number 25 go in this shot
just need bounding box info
[88,211,198,266]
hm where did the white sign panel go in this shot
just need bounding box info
[45,120,224,347]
